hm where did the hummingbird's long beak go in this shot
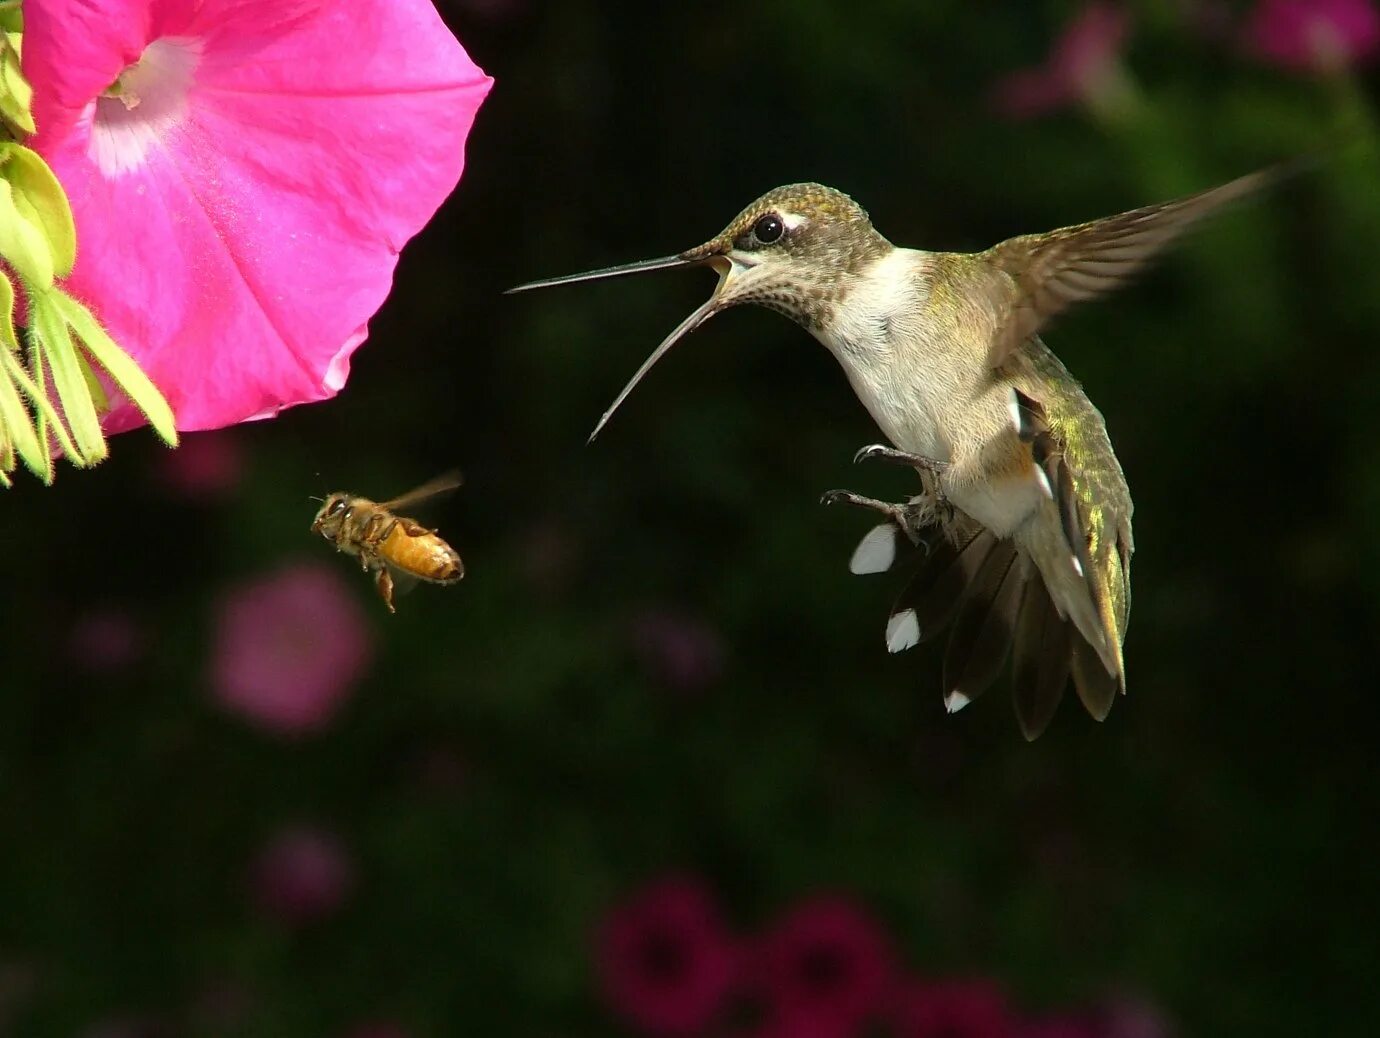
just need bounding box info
[505,254,703,293]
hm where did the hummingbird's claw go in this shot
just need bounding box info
[821,488,907,522]
[852,443,950,474]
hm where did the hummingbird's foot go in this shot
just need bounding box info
[820,488,909,522]
[852,443,950,476]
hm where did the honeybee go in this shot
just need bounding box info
[311,471,465,612]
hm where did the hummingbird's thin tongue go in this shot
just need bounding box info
[588,291,724,443]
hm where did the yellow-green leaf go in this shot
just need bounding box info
[15,335,79,462]
[0,177,53,288]
[0,42,34,136]
[0,145,75,276]
[51,292,178,447]
[29,292,106,464]
[0,352,49,482]
[0,269,16,350]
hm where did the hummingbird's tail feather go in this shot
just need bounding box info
[1011,578,1073,741]
[885,523,989,652]
[1071,635,1118,721]
[941,541,1025,712]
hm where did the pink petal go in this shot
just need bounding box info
[1245,0,1380,71]
[211,561,373,734]
[24,0,493,432]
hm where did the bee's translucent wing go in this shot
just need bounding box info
[379,469,464,512]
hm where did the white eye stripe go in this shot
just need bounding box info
[781,211,809,232]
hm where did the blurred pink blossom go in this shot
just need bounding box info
[157,429,245,501]
[992,5,1131,118]
[630,606,726,694]
[69,608,145,671]
[597,874,738,1036]
[250,825,355,924]
[1244,0,1380,70]
[24,0,492,434]
[892,979,1015,1038]
[211,562,373,735]
[752,896,896,1033]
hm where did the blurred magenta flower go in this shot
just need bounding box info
[1094,993,1174,1038]
[23,0,492,434]
[892,979,1015,1038]
[597,874,738,1036]
[69,608,144,671]
[1244,0,1380,70]
[211,562,373,735]
[250,824,355,924]
[630,606,726,694]
[992,4,1131,118]
[753,896,896,1033]
[157,429,245,501]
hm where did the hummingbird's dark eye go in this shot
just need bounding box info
[753,213,784,244]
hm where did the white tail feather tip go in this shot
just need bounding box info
[849,524,897,575]
[885,609,920,653]
[945,691,971,714]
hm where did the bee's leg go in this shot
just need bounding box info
[374,567,396,613]
[853,443,950,476]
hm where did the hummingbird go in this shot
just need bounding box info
[508,167,1284,738]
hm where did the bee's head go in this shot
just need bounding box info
[311,492,352,536]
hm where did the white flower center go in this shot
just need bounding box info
[91,37,203,176]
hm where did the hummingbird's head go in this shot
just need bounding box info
[691,183,889,322]
[506,182,889,441]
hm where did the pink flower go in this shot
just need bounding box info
[1244,0,1380,70]
[892,979,1015,1038]
[630,606,726,694]
[23,0,492,434]
[69,608,144,671]
[597,875,738,1036]
[156,428,245,500]
[752,896,896,1033]
[992,5,1131,118]
[250,824,355,924]
[211,562,373,735]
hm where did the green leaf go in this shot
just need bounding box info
[79,353,111,414]
[0,38,34,136]
[0,177,53,288]
[51,292,179,447]
[0,145,75,276]
[28,292,106,465]
[16,337,80,463]
[0,351,49,482]
[0,380,13,479]
[0,268,17,349]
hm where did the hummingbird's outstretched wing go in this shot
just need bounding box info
[982,166,1285,368]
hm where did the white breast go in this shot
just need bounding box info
[814,248,952,461]
[812,248,1042,538]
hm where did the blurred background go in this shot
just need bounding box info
[3,1,1380,1035]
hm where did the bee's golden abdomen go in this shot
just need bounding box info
[377,520,464,584]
